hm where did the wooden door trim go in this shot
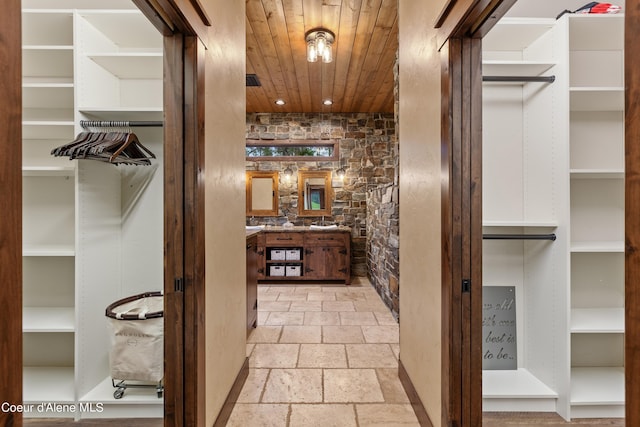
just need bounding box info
[162,33,186,427]
[440,36,483,427]
[133,0,210,48]
[435,0,516,48]
[0,1,22,425]
[183,35,206,427]
[438,1,510,426]
[134,1,206,425]
[626,3,640,425]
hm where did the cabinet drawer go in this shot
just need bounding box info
[265,232,304,246]
[305,232,348,246]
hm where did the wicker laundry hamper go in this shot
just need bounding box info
[105,291,164,399]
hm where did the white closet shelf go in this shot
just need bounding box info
[22,45,73,51]
[568,14,624,52]
[79,108,163,121]
[23,77,74,85]
[571,241,624,253]
[23,123,75,140]
[87,54,162,79]
[571,367,624,405]
[22,1,136,9]
[571,308,624,333]
[22,166,75,176]
[23,120,74,126]
[570,87,624,111]
[483,18,555,52]
[23,307,75,332]
[23,50,73,80]
[23,81,74,88]
[570,169,624,179]
[81,376,164,405]
[23,245,75,257]
[23,87,74,110]
[22,10,73,47]
[482,221,557,228]
[483,368,558,398]
[24,366,75,404]
[482,61,555,77]
[22,8,75,12]
[79,11,162,51]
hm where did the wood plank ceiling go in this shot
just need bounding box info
[246,0,398,113]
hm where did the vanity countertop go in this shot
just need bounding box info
[246,225,350,237]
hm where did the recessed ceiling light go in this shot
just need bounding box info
[275,99,286,105]
[323,99,333,106]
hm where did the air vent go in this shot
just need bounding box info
[246,74,261,87]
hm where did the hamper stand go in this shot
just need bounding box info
[105,291,164,399]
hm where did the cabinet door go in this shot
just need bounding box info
[305,246,349,280]
[246,238,258,332]
[256,233,266,280]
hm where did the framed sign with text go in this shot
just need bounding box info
[482,286,517,370]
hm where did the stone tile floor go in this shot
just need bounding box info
[226,277,420,427]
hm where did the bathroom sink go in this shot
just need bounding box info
[246,225,265,231]
[309,224,338,230]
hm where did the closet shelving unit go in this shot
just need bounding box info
[482,13,626,421]
[564,13,625,419]
[75,9,164,418]
[481,18,570,417]
[22,2,163,419]
[22,8,77,415]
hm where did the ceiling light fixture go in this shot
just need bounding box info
[306,28,335,63]
[275,99,286,106]
[323,99,333,106]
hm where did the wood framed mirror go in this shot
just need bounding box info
[246,171,279,216]
[298,170,332,217]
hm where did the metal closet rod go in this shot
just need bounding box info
[483,233,557,241]
[483,75,556,83]
[80,120,164,128]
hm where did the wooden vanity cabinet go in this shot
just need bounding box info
[304,232,350,283]
[257,229,351,284]
[246,234,258,334]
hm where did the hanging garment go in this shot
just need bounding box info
[51,131,155,166]
[557,2,621,19]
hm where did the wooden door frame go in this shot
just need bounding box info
[436,1,515,426]
[0,1,23,425]
[626,4,640,426]
[439,1,640,426]
[133,1,209,425]
[0,0,209,425]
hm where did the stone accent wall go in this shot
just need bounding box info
[366,50,401,319]
[366,184,400,319]
[246,112,396,277]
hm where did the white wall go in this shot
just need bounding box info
[201,1,247,425]
[399,0,446,425]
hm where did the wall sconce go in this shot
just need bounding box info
[306,28,335,63]
[283,165,294,180]
[335,166,346,179]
